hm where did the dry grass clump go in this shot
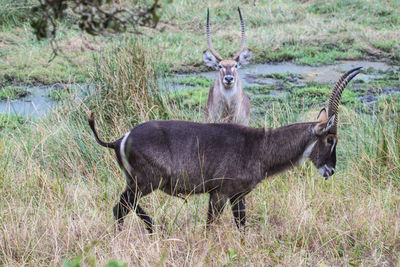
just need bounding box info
[90,38,167,126]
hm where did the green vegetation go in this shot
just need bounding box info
[0,113,25,130]
[245,81,360,110]
[170,76,212,108]
[377,94,400,113]
[62,249,128,267]
[246,84,276,94]
[0,0,34,27]
[1,0,400,266]
[1,39,399,266]
[0,85,28,100]
[177,76,213,87]
[293,84,358,106]
[306,0,399,29]
[262,45,363,66]
[90,38,167,126]
[1,0,400,85]
[172,86,208,108]
[257,72,299,80]
[47,85,71,101]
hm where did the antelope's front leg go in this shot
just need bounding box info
[206,192,228,227]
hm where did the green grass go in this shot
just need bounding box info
[377,94,400,113]
[172,86,208,108]
[246,84,276,94]
[46,85,74,101]
[293,83,358,106]
[0,29,93,85]
[1,1,400,266]
[261,45,363,66]
[0,85,28,100]
[1,39,400,266]
[177,76,213,87]
[1,0,400,85]
[0,0,35,27]
[306,0,400,29]
[0,113,25,131]
[257,72,298,80]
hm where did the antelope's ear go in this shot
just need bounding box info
[314,115,335,135]
[203,51,219,69]
[237,49,252,68]
[317,108,328,122]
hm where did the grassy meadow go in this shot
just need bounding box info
[1,0,400,266]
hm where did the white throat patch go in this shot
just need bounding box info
[298,141,317,164]
[221,83,237,99]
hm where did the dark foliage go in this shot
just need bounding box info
[30,0,162,40]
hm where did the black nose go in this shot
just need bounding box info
[224,76,234,83]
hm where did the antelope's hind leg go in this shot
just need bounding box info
[113,185,154,233]
[206,192,229,227]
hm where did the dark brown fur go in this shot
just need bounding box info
[88,112,336,233]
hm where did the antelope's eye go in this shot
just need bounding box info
[234,63,238,68]
[327,137,334,145]
[218,64,223,69]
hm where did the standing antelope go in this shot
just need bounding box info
[89,67,361,233]
[203,8,252,125]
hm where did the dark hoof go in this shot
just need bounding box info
[113,204,123,220]
[146,226,153,234]
[114,221,123,233]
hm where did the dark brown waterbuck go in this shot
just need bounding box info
[88,67,361,233]
[203,7,252,125]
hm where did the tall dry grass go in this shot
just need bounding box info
[0,39,399,266]
[90,39,167,125]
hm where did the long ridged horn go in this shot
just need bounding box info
[233,7,246,61]
[328,67,362,117]
[206,8,223,61]
[328,67,362,133]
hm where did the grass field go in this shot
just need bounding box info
[1,0,400,266]
[1,0,400,85]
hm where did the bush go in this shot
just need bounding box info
[90,38,167,126]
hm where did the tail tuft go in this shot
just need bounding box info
[88,112,116,149]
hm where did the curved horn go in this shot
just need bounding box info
[233,7,246,61]
[328,67,362,117]
[328,67,362,133]
[206,8,223,61]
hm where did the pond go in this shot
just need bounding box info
[1,60,398,118]
[171,60,396,87]
[0,84,89,118]
[168,60,400,106]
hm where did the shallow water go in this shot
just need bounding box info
[0,84,90,118]
[167,60,399,105]
[1,61,398,118]
[0,86,56,118]
[174,60,395,87]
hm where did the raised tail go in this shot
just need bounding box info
[88,113,117,149]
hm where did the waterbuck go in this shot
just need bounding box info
[203,8,252,125]
[88,67,361,233]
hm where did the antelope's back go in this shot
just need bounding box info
[128,120,264,177]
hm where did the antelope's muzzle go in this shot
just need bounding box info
[223,75,234,85]
[318,164,335,179]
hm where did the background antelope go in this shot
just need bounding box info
[203,8,252,125]
[89,67,361,233]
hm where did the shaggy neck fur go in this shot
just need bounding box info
[261,122,318,178]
